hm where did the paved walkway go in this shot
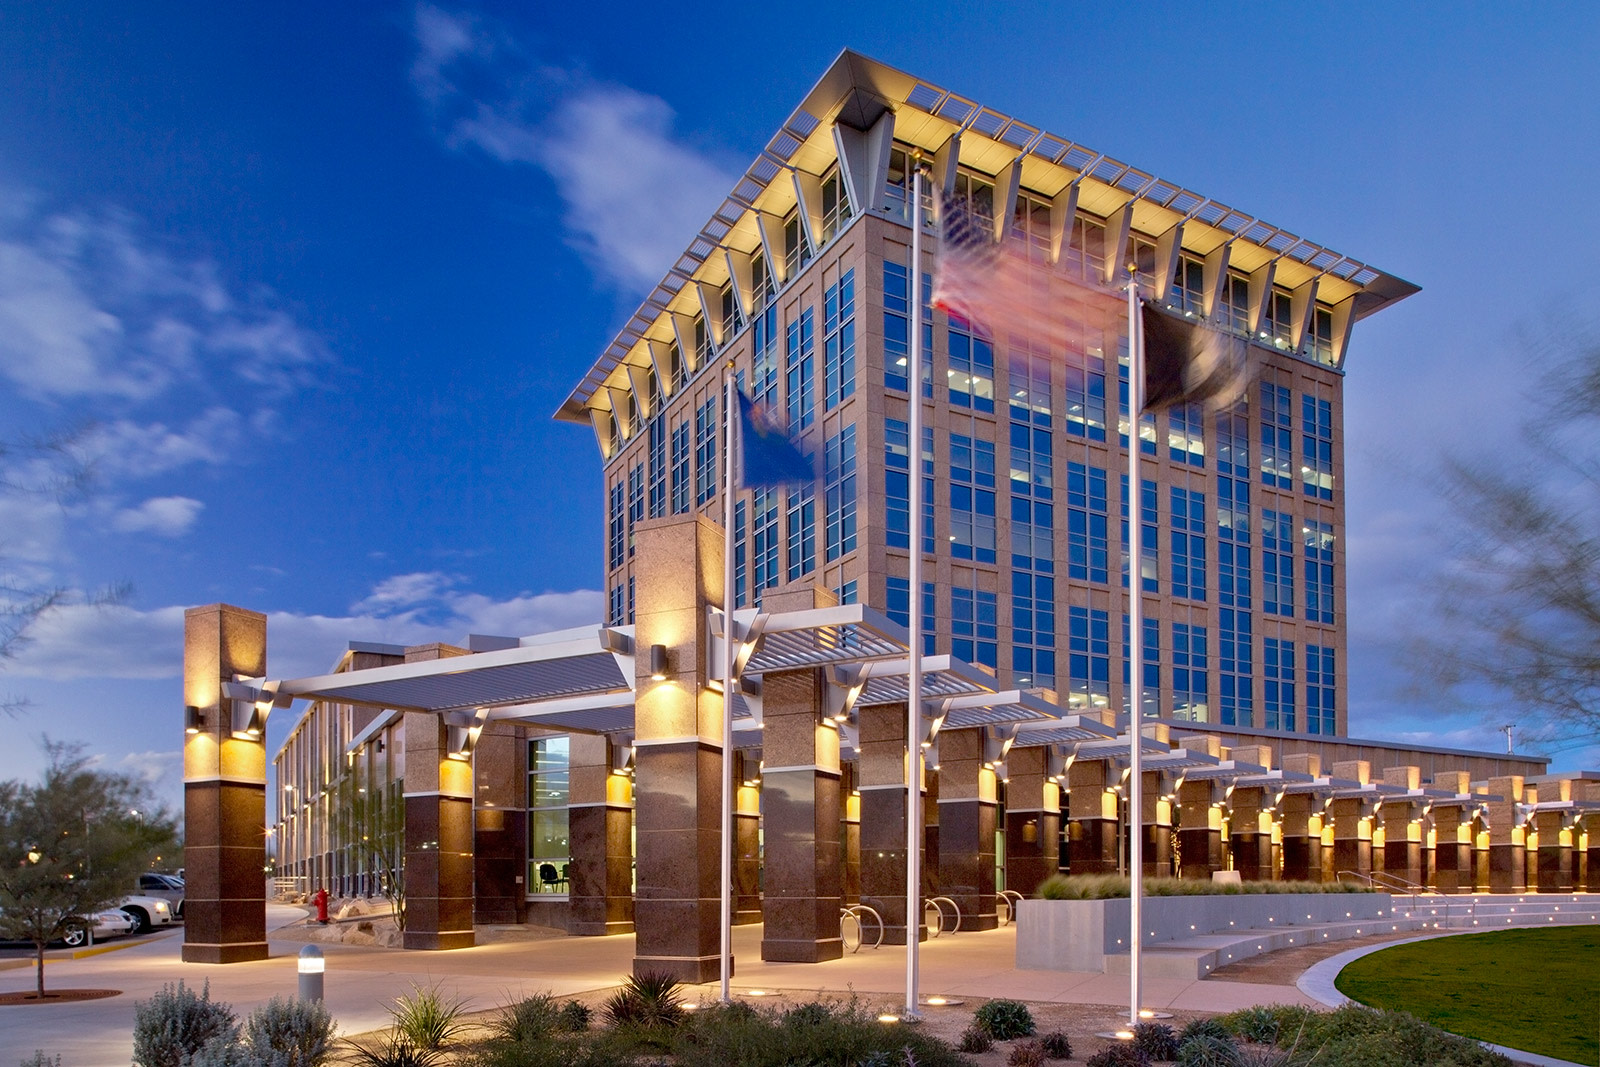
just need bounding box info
[0,908,1313,1066]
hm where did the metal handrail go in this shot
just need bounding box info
[997,889,1025,926]
[928,895,962,935]
[840,904,884,952]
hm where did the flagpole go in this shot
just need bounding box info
[1125,265,1144,1031]
[906,159,926,1020]
[720,366,736,1003]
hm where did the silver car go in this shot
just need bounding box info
[136,873,185,918]
[117,893,176,935]
[61,909,135,948]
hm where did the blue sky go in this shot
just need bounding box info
[1,2,1597,806]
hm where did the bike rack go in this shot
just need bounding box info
[926,895,962,936]
[997,889,1025,926]
[840,903,885,952]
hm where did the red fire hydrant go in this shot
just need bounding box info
[313,887,329,925]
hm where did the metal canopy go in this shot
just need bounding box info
[1280,776,1365,796]
[1142,748,1222,772]
[713,603,910,676]
[1010,717,1119,747]
[1071,733,1174,762]
[939,689,1065,729]
[1176,759,1271,781]
[844,654,997,707]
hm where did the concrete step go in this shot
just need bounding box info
[1104,916,1431,980]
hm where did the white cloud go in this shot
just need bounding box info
[112,496,205,537]
[6,575,603,682]
[408,4,737,293]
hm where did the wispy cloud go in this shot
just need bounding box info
[407,3,738,293]
[111,496,205,537]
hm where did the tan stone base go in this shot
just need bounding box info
[182,941,269,964]
[402,930,475,950]
[633,953,727,983]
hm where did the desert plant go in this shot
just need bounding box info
[1177,1032,1240,1067]
[1132,1022,1179,1060]
[974,998,1036,1040]
[1039,1030,1072,1059]
[242,995,337,1067]
[490,992,567,1043]
[1086,1044,1150,1067]
[346,1034,443,1067]
[132,980,239,1067]
[560,998,594,1032]
[389,984,469,1051]
[1009,1040,1046,1067]
[784,1001,835,1027]
[1231,1007,1280,1045]
[184,1038,254,1067]
[603,971,685,1029]
[957,1026,993,1053]
[670,994,971,1067]
[1179,1019,1230,1044]
[1233,1047,1293,1067]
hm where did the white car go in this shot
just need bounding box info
[61,909,135,948]
[137,873,185,917]
[117,893,176,935]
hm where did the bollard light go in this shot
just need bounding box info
[297,944,325,1003]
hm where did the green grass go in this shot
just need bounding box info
[1335,926,1600,1065]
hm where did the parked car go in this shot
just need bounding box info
[137,872,185,917]
[60,909,136,948]
[117,893,176,935]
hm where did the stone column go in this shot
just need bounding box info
[1429,773,1474,894]
[402,696,475,950]
[1066,757,1118,874]
[734,752,762,924]
[934,728,998,931]
[840,761,861,906]
[471,722,526,924]
[183,604,268,964]
[1582,810,1600,893]
[1380,766,1425,886]
[1142,770,1174,878]
[1532,779,1576,892]
[1330,761,1374,881]
[1278,754,1323,883]
[1486,775,1526,894]
[1176,778,1221,879]
[1229,786,1274,881]
[632,516,727,981]
[568,733,634,935]
[857,702,922,945]
[1003,746,1060,896]
[759,665,844,962]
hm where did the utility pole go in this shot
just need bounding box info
[1500,723,1516,754]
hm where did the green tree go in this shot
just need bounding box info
[333,771,406,931]
[1417,333,1600,752]
[0,739,177,995]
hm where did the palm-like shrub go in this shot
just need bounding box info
[388,985,469,1051]
[603,971,686,1029]
[1132,1022,1179,1061]
[974,998,1036,1039]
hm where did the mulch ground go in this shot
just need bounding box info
[0,988,122,1005]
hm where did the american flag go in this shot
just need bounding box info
[930,190,1113,356]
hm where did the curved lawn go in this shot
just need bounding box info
[1335,926,1600,1064]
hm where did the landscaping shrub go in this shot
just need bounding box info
[1008,1040,1046,1067]
[670,996,971,1067]
[1035,874,1372,899]
[603,971,686,1030]
[1215,1003,1512,1067]
[1230,1006,1280,1045]
[784,1001,835,1027]
[241,995,337,1067]
[388,984,469,1051]
[490,993,566,1043]
[560,998,593,1032]
[347,1034,443,1067]
[1039,1030,1072,1059]
[184,1039,254,1067]
[957,1026,993,1054]
[1176,1032,1240,1067]
[132,980,239,1067]
[1085,1044,1149,1067]
[974,998,1036,1039]
[1178,1018,1230,1044]
[1131,1022,1179,1060]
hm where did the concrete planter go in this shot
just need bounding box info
[1016,892,1394,972]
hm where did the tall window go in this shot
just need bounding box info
[953,170,996,228]
[785,307,816,432]
[1122,615,1160,719]
[752,488,779,599]
[821,167,851,243]
[1169,254,1204,314]
[527,736,570,892]
[785,485,815,581]
[1064,347,1107,441]
[607,480,624,571]
[1117,346,1157,454]
[1263,288,1293,347]
[1120,474,1158,592]
[626,464,644,557]
[1301,393,1334,499]
[886,576,937,655]
[883,261,932,393]
[782,209,812,278]
[1263,509,1295,618]
[1011,190,1052,262]
[720,282,744,341]
[607,583,623,627]
[1218,272,1250,333]
[1009,419,1053,570]
[750,304,779,406]
[1217,402,1250,477]
[1168,404,1204,466]
[1011,569,1055,689]
[1219,608,1253,727]
[947,314,995,412]
[1263,637,1296,731]
[1171,622,1208,722]
[950,431,997,562]
[823,269,856,410]
[1170,486,1207,601]
[1304,518,1335,625]
[1067,606,1110,711]
[693,313,712,367]
[951,586,998,669]
[1009,350,1052,425]
[1218,476,1252,609]
[733,498,747,607]
[1063,212,1106,280]
[647,416,666,519]
[694,397,717,506]
[670,421,690,514]
[1067,462,1108,583]
[1260,381,1293,489]
[1307,306,1335,365]
[824,425,857,561]
[1306,644,1335,735]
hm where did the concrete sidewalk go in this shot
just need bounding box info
[0,908,1312,1067]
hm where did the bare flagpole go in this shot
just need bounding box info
[1125,265,1144,1031]
[905,159,926,1020]
[720,366,737,1003]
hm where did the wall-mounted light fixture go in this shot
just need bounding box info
[648,644,669,682]
[185,705,205,734]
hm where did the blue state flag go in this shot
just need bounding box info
[737,391,814,489]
